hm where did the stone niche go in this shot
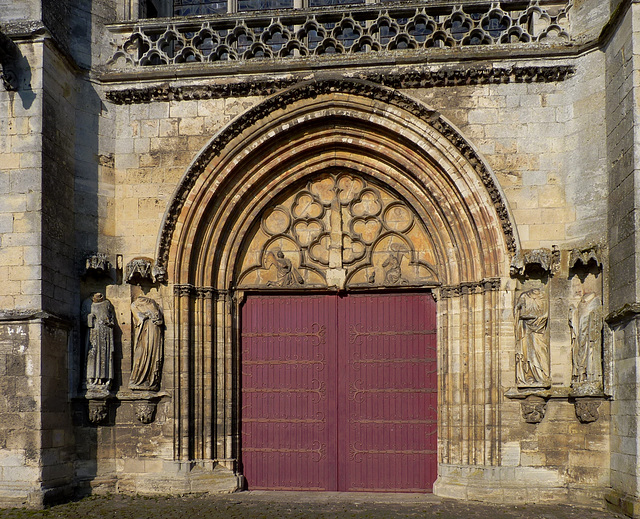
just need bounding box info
[506,246,606,423]
[237,171,439,291]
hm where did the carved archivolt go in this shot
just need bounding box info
[238,173,437,290]
[156,79,517,283]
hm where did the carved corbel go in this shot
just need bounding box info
[510,246,560,277]
[125,257,155,284]
[134,401,157,424]
[152,264,167,283]
[87,399,109,425]
[0,30,18,91]
[520,396,548,424]
[573,398,601,424]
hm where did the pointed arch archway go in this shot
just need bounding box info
[157,79,518,489]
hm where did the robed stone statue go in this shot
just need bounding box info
[129,296,164,391]
[515,288,550,388]
[82,293,115,391]
[569,291,603,394]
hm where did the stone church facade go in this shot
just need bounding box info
[1,0,639,514]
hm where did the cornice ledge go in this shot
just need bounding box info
[105,65,576,105]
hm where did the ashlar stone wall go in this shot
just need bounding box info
[84,45,612,500]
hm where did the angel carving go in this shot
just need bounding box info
[265,249,304,287]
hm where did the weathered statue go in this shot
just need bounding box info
[266,249,303,286]
[129,296,164,391]
[382,252,403,285]
[514,288,550,388]
[569,291,603,393]
[82,293,115,391]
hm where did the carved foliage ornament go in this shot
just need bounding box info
[106,66,575,105]
[134,401,157,424]
[88,400,109,425]
[238,173,438,290]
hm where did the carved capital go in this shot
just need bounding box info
[173,283,195,297]
[134,401,157,424]
[439,279,501,299]
[126,257,155,284]
[195,287,216,299]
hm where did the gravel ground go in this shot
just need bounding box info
[0,492,629,519]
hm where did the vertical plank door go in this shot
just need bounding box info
[241,295,338,490]
[241,293,437,492]
[338,293,437,492]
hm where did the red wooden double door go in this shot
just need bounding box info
[241,293,437,492]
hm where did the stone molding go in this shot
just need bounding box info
[153,78,517,280]
[0,310,72,329]
[105,65,575,105]
[505,387,607,424]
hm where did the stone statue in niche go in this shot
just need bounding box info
[266,249,303,287]
[569,287,603,395]
[514,288,550,388]
[82,293,115,392]
[129,296,164,391]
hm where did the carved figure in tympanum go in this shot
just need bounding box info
[237,172,438,289]
[265,249,304,287]
[382,246,409,286]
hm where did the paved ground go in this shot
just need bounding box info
[0,492,629,519]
